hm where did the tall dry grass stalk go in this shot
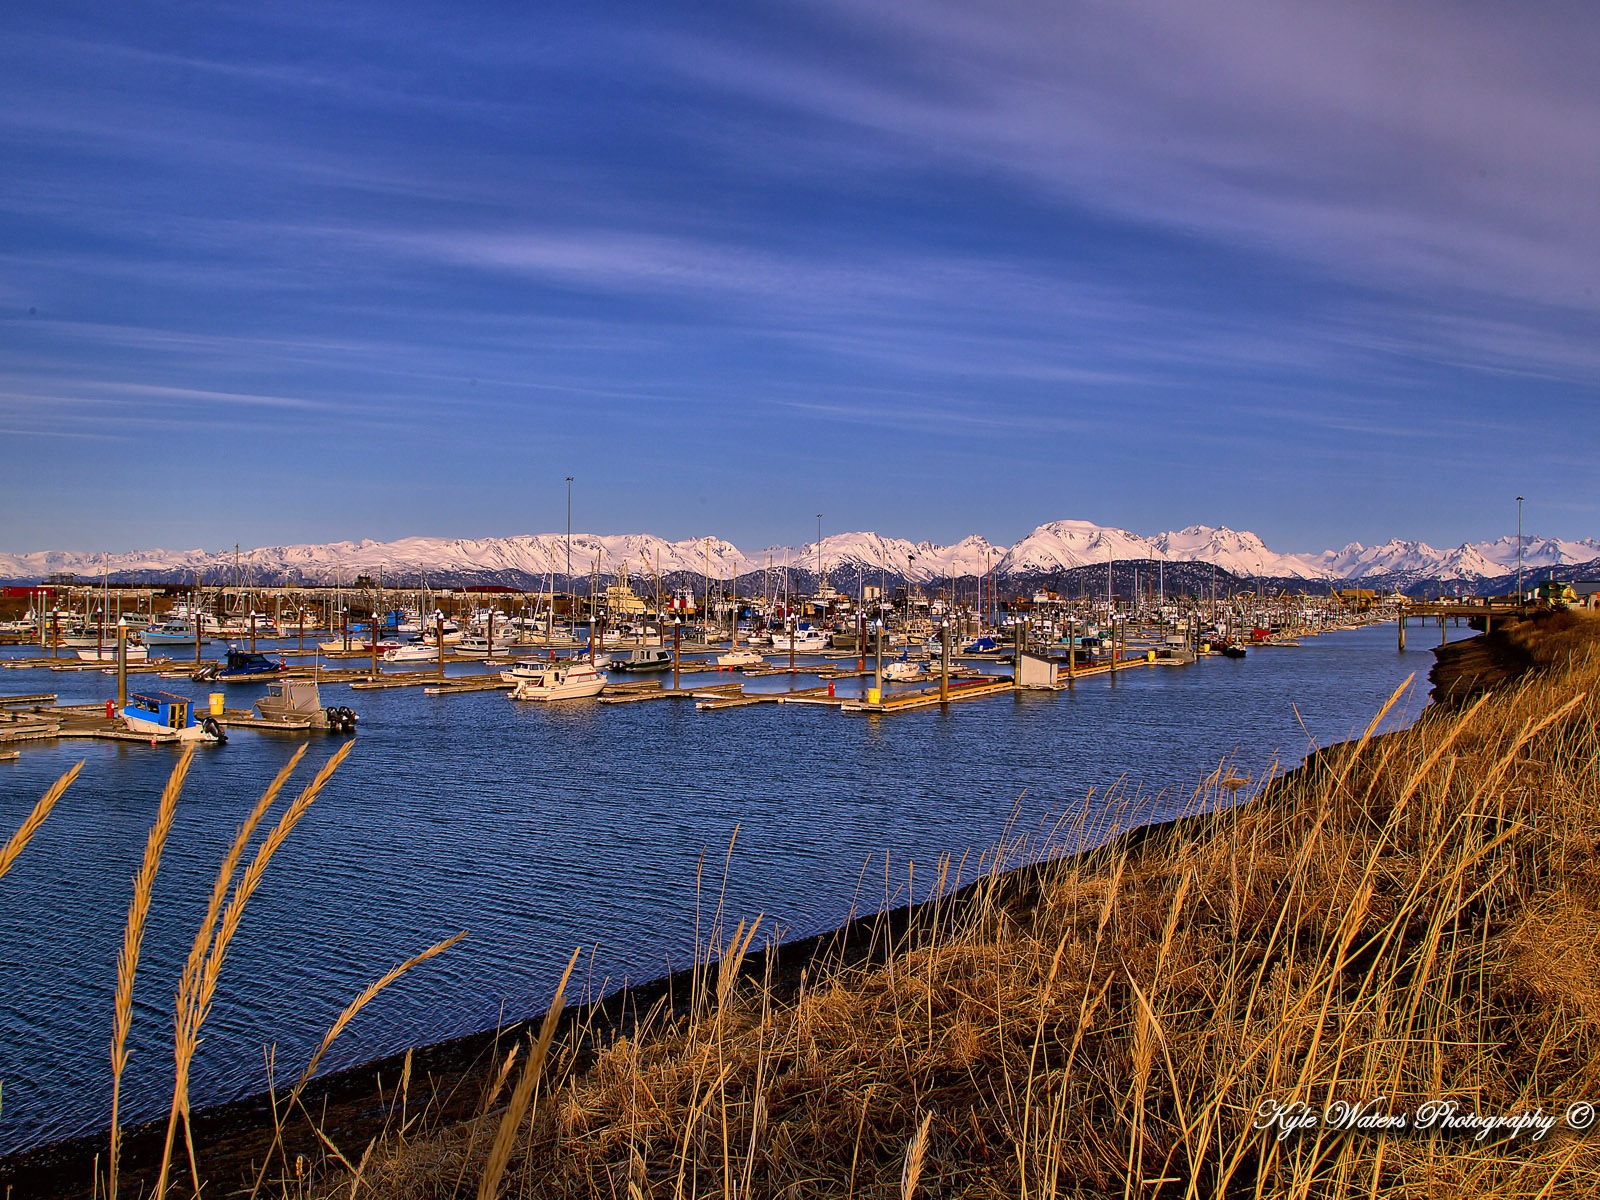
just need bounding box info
[321,616,1600,1200]
[0,759,81,882]
[156,740,355,1197]
[477,946,581,1200]
[108,746,192,1200]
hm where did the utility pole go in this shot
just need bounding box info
[1516,496,1524,602]
[816,514,823,598]
[566,476,574,639]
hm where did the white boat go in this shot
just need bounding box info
[717,647,764,668]
[883,659,924,682]
[76,644,150,663]
[452,635,498,659]
[508,659,608,701]
[145,619,209,646]
[768,628,829,653]
[383,643,439,663]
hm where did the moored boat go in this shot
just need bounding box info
[318,637,400,655]
[215,648,289,682]
[254,678,358,733]
[716,647,764,668]
[508,659,608,701]
[883,658,924,682]
[452,635,498,659]
[120,691,226,743]
[76,644,150,664]
[608,646,674,673]
[144,619,210,646]
[767,627,829,653]
[383,643,439,663]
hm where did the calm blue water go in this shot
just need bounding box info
[0,622,1465,1152]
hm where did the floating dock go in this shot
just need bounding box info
[0,626,1290,749]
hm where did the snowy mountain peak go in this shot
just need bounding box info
[2,518,1595,588]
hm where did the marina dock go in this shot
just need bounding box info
[0,614,1386,755]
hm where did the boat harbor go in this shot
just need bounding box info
[0,569,1502,755]
[0,625,1321,755]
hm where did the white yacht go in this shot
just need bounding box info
[508,659,608,701]
[767,627,829,653]
[383,643,438,663]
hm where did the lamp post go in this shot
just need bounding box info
[1516,496,1524,602]
[565,476,574,640]
[116,616,127,709]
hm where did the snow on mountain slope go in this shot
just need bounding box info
[997,520,1158,574]
[1323,539,1449,579]
[3,520,1594,585]
[1152,525,1328,579]
[1473,535,1600,570]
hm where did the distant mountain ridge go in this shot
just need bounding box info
[2,520,1596,593]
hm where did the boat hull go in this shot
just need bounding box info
[509,665,608,701]
[76,646,149,663]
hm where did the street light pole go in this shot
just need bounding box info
[566,476,574,640]
[1517,496,1524,602]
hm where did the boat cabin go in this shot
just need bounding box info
[125,691,195,732]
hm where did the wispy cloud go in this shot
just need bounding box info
[3,1,1597,549]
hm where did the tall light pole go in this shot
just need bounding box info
[566,476,574,638]
[816,513,823,614]
[1516,495,1524,602]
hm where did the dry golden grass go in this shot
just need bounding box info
[0,741,475,1200]
[318,625,1600,1199]
[6,616,1598,1198]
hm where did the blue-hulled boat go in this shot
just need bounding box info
[215,647,288,683]
[120,692,226,743]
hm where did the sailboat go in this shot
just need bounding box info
[716,567,762,665]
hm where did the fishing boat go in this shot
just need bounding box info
[254,678,358,733]
[76,644,150,664]
[452,635,499,659]
[508,659,608,701]
[144,619,209,646]
[215,648,289,682]
[317,636,399,655]
[120,691,226,743]
[883,658,925,682]
[768,627,829,653]
[716,647,764,668]
[383,643,438,663]
[607,646,675,673]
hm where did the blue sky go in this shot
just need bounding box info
[2,0,1597,555]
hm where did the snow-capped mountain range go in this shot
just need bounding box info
[3,519,1595,589]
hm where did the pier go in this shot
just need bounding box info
[1394,599,1535,649]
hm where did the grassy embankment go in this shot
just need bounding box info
[3,611,1599,1197]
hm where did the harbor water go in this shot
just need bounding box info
[0,623,1468,1152]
